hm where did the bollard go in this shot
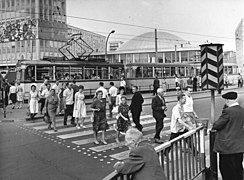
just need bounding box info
[208,130,218,180]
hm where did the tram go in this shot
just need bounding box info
[14,59,124,98]
[124,62,239,91]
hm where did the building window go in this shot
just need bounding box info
[126,54,133,64]
[164,52,171,63]
[134,53,139,63]
[189,51,196,62]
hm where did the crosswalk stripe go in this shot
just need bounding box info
[72,124,170,146]
[89,124,170,152]
[109,130,171,160]
[57,118,156,139]
[44,115,157,134]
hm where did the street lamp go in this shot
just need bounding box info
[105,30,115,62]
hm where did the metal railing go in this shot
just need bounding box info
[103,126,206,180]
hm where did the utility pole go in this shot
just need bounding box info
[155,29,158,63]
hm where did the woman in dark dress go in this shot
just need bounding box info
[91,90,109,145]
[115,96,131,143]
[45,89,59,131]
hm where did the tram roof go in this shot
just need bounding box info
[17,60,124,67]
[126,62,200,67]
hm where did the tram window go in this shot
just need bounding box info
[25,66,35,81]
[181,51,188,62]
[179,67,185,76]
[70,66,83,80]
[85,67,97,79]
[165,52,171,63]
[36,66,53,80]
[140,53,148,63]
[136,67,142,78]
[56,66,70,80]
[110,67,120,79]
[155,67,162,77]
[164,67,170,77]
[143,67,153,78]
[97,67,108,79]
[171,67,176,76]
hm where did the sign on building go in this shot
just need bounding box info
[200,44,224,90]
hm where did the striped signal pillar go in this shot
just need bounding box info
[200,44,224,90]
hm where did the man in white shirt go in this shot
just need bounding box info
[165,94,195,155]
[95,82,111,117]
[120,77,126,94]
[39,79,48,114]
[108,82,118,118]
[63,82,75,126]
[52,80,60,95]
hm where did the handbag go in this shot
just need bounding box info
[43,112,51,124]
[112,106,119,113]
[90,113,94,123]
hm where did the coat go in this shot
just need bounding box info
[151,95,166,119]
[115,144,167,180]
[212,105,244,154]
[129,92,144,113]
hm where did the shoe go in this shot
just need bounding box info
[76,125,80,129]
[54,129,58,132]
[94,140,99,145]
[101,140,108,145]
[154,139,164,144]
[81,125,86,128]
[115,139,120,143]
[113,124,118,131]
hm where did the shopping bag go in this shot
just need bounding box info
[112,106,119,113]
[43,113,51,124]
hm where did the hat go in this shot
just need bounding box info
[222,91,237,100]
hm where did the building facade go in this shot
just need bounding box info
[109,41,123,51]
[0,0,106,69]
[235,18,244,74]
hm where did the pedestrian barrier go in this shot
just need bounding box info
[102,126,206,180]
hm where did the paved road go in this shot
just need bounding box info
[1,88,244,180]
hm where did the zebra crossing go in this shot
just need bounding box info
[23,113,171,162]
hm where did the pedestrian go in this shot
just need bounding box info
[91,90,109,145]
[8,82,17,109]
[3,79,10,106]
[16,80,24,109]
[108,82,118,118]
[165,94,195,155]
[193,75,198,92]
[179,76,184,92]
[73,85,86,129]
[186,77,193,91]
[45,88,59,131]
[116,86,125,106]
[175,74,180,94]
[183,88,198,126]
[151,88,167,144]
[115,96,131,143]
[28,84,39,123]
[39,80,48,114]
[129,86,144,132]
[238,73,243,88]
[120,76,126,89]
[63,82,75,126]
[224,74,229,88]
[162,76,167,93]
[40,83,51,114]
[58,82,66,114]
[52,80,60,95]
[95,82,111,117]
[212,91,244,180]
[153,76,160,96]
[113,128,167,180]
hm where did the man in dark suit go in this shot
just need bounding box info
[212,91,244,180]
[113,128,167,180]
[129,86,144,131]
[151,88,167,143]
[153,76,160,95]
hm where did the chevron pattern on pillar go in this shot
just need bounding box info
[200,44,224,90]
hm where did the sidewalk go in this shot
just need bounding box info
[0,85,240,122]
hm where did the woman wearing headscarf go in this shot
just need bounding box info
[16,80,24,109]
[45,88,59,131]
[28,84,39,123]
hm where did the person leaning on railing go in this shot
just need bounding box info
[113,128,167,180]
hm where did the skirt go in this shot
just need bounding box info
[10,93,17,104]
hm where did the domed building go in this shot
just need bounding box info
[107,31,201,65]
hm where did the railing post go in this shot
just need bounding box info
[209,130,218,180]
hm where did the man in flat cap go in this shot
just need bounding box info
[212,91,244,180]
